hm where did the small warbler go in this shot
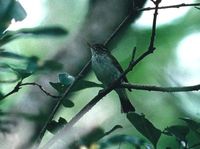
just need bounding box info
[90,44,135,113]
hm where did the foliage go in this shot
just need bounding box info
[0,0,200,149]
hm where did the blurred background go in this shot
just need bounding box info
[1,0,200,148]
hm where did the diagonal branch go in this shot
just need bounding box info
[1,81,22,100]
[35,1,147,147]
[42,1,162,148]
[34,60,91,146]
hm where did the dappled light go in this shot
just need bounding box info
[0,0,200,148]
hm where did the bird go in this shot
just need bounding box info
[89,43,135,113]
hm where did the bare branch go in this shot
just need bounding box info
[138,2,200,12]
[121,83,200,92]
[42,1,162,148]
[36,1,148,147]
[21,83,61,98]
[1,82,60,100]
[103,13,132,46]
[1,81,22,100]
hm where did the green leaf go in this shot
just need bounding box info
[127,112,161,148]
[62,98,74,108]
[39,60,63,71]
[49,82,68,93]
[50,80,103,93]
[47,117,67,134]
[69,127,105,149]
[16,26,68,36]
[0,0,26,33]
[11,1,27,21]
[0,51,27,59]
[181,118,200,136]
[0,0,12,19]
[72,80,103,91]
[0,27,68,46]
[26,56,39,73]
[164,125,189,141]
[104,125,123,136]
[99,135,152,149]
[59,73,74,86]
[12,68,32,79]
[0,92,4,100]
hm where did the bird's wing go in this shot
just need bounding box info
[109,52,131,85]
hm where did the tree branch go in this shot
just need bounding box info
[42,1,161,148]
[21,83,61,98]
[1,81,22,100]
[138,2,200,12]
[35,0,148,147]
[121,83,200,92]
[1,81,60,100]
[1,1,147,148]
[34,60,91,146]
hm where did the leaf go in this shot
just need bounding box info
[99,135,152,149]
[47,117,67,134]
[0,27,68,46]
[181,118,200,136]
[39,60,63,71]
[69,127,105,149]
[49,82,67,94]
[26,56,39,73]
[104,125,123,136]
[0,51,27,59]
[59,73,74,86]
[62,98,74,108]
[50,80,103,93]
[10,1,27,21]
[0,0,12,19]
[12,68,32,79]
[164,125,189,141]
[0,92,4,100]
[127,112,161,148]
[0,0,26,33]
[72,80,103,91]
[16,26,68,36]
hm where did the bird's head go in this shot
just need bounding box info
[87,43,107,55]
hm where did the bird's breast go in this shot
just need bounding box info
[91,54,121,85]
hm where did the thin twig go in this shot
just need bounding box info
[121,83,200,92]
[131,47,137,62]
[103,13,132,46]
[1,81,22,100]
[21,83,61,98]
[1,81,60,100]
[138,2,200,12]
[42,2,161,148]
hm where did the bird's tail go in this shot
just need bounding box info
[116,89,135,113]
